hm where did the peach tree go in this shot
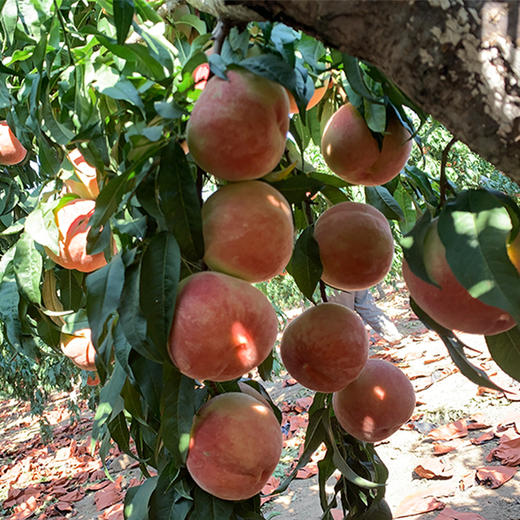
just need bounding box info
[0,2,519,519]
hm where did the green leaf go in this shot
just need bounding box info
[86,255,125,351]
[25,200,59,254]
[190,487,234,520]
[342,55,382,104]
[363,99,386,134]
[95,65,144,111]
[402,165,438,205]
[114,0,135,45]
[393,184,417,234]
[438,189,520,323]
[139,232,180,355]
[400,210,436,285]
[0,265,22,351]
[160,364,198,465]
[286,226,322,302]
[365,186,404,221]
[13,232,42,304]
[271,176,324,205]
[119,260,161,362]
[486,327,520,382]
[124,477,159,520]
[157,143,203,261]
[411,298,504,391]
[108,411,131,454]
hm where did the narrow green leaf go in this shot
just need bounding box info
[365,185,404,221]
[0,265,22,351]
[139,232,180,355]
[342,54,382,104]
[271,176,324,205]
[114,0,135,45]
[286,226,322,302]
[157,143,203,261]
[486,327,520,382]
[363,99,386,133]
[86,255,125,350]
[411,298,504,391]
[124,477,159,520]
[13,232,42,304]
[190,487,234,520]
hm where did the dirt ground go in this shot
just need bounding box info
[1,282,519,520]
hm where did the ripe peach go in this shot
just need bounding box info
[60,328,97,371]
[287,79,331,114]
[0,121,27,165]
[333,359,416,442]
[314,202,394,291]
[45,199,110,273]
[508,231,520,272]
[64,149,99,200]
[168,272,278,382]
[321,103,412,186]
[237,381,271,408]
[402,220,516,335]
[186,69,290,181]
[186,392,282,500]
[202,181,294,282]
[280,303,368,393]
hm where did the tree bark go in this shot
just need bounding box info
[195,0,520,186]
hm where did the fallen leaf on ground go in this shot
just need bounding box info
[487,436,520,465]
[99,503,124,520]
[470,432,495,445]
[296,464,318,479]
[434,506,487,519]
[475,466,517,488]
[458,472,476,491]
[414,458,453,479]
[395,488,446,518]
[95,477,123,511]
[428,420,468,441]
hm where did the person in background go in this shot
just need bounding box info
[329,288,403,344]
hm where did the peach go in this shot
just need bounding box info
[321,103,412,186]
[508,231,520,272]
[402,219,516,335]
[186,392,282,500]
[0,121,27,165]
[45,199,110,273]
[64,149,99,200]
[287,79,331,114]
[168,272,278,382]
[186,69,290,181]
[333,359,416,442]
[202,181,294,282]
[60,328,97,371]
[237,381,271,408]
[280,303,368,392]
[314,202,394,291]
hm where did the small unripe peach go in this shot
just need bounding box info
[314,202,394,291]
[0,121,27,165]
[168,272,278,382]
[280,303,368,392]
[202,181,294,282]
[187,392,282,500]
[333,359,416,442]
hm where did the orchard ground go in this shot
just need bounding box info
[1,283,520,520]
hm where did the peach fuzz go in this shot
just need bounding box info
[168,271,278,382]
[314,202,394,291]
[186,392,282,501]
[321,103,412,186]
[402,220,516,335]
[45,199,110,273]
[186,69,290,181]
[64,149,99,200]
[0,121,27,165]
[202,181,294,282]
[60,328,96,371]
[333,359,416,443]
[280,303,368,393]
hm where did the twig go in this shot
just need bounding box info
[439,136,457,207]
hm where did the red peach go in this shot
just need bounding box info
[168,272,278,382]
[186,392,282,500]
[60,328,97,371]
[333,359,416,442]
[280,303,369,392]
[0,121,27,165]
[202,181,294,282]
[314,202,394,291]
[186,69,290,181]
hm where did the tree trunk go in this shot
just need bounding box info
[195,0,520,185]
